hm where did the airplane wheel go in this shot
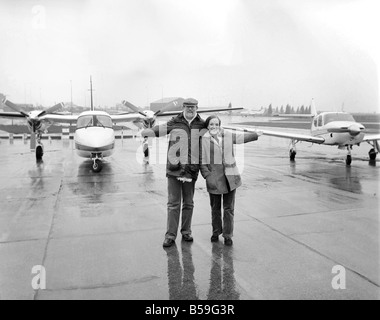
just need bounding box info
[346,155,352,166]
[36,145,43,160]
[369,148,377,161]
[92,159,103,173]
[289,149,296,161]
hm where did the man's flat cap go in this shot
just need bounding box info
[182,98,198,107]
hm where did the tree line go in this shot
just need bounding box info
[266,104,312,116]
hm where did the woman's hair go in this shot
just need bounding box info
[204,115,221,129]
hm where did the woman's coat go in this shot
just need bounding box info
[200,129,258,194]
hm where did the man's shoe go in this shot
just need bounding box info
[182,234,194,242]
[211,235,219,242]
[163,238,175,247]
[224,238,233,246]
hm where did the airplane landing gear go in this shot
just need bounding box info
[36,145,44,161]
[346,155,352,166]
[36,133,44,161]
[91,153,103,173]
[289,148,297,161]
[366,140,379,162]
[369,148,377,161]
[92,159,103,173]
[289,140,297,161]
[346,146,352,166]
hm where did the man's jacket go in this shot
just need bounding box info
[147,113,206,180]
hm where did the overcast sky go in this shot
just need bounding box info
[0,0,379,113]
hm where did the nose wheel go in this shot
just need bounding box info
[36,145,44,161]
[35,133,44,161]
[92,159,103,172]
[91,153,103,172]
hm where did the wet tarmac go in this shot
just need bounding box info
[0,121,379,300]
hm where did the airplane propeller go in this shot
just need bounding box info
[122,100,163,128]
[3,99,64,123]
[36,103,65,117]
[2,99,29,117]
[121,100,147,117]
[141,109,162,128]
[2,98,64,149]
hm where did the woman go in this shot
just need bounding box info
[200,115,260,246]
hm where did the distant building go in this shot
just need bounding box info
[150,97,184,112]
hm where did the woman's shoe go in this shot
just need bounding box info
[163,238,175,247]
[224,238,233,246]
[182,234,194,242]
[211,235,219,242]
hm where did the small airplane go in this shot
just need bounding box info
[224,99,380,165]
[240,107,265,117]
[0,78,242,172]
[0,78,146,172]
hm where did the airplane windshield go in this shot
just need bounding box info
[77,115,113,129]
[323,113,355,124]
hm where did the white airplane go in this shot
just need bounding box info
[0,78,147,172]
[225,99,380,165]
[0,98,144,172]
[0,79,242,172]
[240,107,265,117]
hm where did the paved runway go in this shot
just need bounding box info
[0,122,379,300]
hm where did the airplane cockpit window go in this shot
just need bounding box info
[317,115,323,127]
[77,115,113,129]
[77,115,93,128]
[324,113,355,124]
[96,115,113,128]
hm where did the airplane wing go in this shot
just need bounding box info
[40,114,79,125]
[110,113,145,124]
[223,125,325,144]
[0,112,26,119]
[362,134,380,142]
[42,113,145,125]
[157,107,243,117]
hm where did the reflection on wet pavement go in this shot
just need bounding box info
[165,241,240,300]
[329,167,362,194]
[207,243,240,300]
[165,242,198,300]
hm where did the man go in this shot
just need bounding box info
[141,98,205,247]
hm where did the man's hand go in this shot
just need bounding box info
[256,130,263,136]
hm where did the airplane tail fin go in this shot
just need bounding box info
[89,76,94,111]
[310,98,317,117]
[160,99,183,113]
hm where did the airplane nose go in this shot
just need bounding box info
[348,124,363,136]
